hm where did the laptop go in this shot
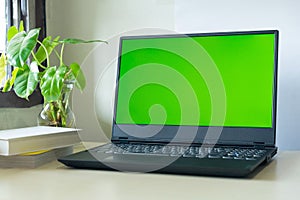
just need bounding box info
[58,30,279,177]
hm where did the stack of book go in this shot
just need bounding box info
[0,126,81,168]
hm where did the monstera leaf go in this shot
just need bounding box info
[40,65,67,102]
[13,63,39,100]
[7,28,40,68]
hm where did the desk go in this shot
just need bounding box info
[0,151,299,200]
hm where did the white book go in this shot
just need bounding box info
[0,126,81,156]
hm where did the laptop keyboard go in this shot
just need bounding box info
[95,144,267,161]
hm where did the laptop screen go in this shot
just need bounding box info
[113,30,278,145]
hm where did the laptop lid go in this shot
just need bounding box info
[112,30,279,147]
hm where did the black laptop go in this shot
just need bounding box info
[58,30,279,177]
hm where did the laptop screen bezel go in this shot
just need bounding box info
[111,30,279,147]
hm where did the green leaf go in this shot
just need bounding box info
[7,28,40,67]
[1,68,19,92]
[2,79,11,92]
[35,36,60,64]
[7,26,18,42]
[40,65,67,102]
[0,54,6,83]
[19,21,24,32]
[60,38,107,44]
[13,64,39,100]
[29,61,39,73]
[10,67,19,85]
[70,63,86,91]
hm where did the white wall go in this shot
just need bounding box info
[175,0,300,150]
[0,105,42,130]
[47,0,175,142]
[47,0,300,150]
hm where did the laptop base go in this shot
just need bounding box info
[58,146,277,178]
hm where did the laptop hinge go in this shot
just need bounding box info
[253,142,266,149]
[113,137,129,144]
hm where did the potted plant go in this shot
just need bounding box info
[0,22,105,127]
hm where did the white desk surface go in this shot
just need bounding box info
[0,150,299,200]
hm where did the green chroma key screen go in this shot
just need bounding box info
[116,32,276,128]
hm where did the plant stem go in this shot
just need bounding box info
[58,100,67,127]
[31,51,47,69]
[60,43,65,66]
[37,40,50,68]
[53,49,61,61]
[49,102,58,126]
